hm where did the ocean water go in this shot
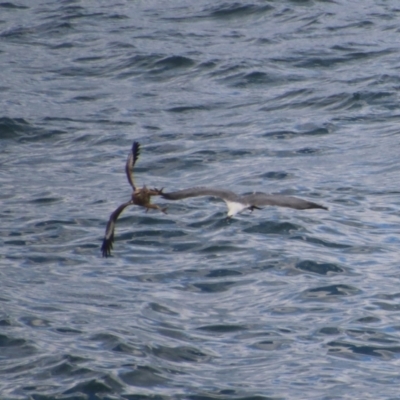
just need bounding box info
[2,0,400,398]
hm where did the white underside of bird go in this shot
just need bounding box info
[224,199,250,217]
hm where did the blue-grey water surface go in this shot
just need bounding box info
[2,1,400,399]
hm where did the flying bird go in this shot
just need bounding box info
[101,142,166,257]
[161,186,327,218]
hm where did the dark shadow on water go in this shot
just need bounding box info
[302,284,361,299]
[327,340,400,360]
[119,365,168,387]
[291,235,352,249]
[149,344,212,363]
[244,221,302,235]
[295,260,345,276]
[190,280,239,293]
[206,268,242,278]
[196,324,246,333]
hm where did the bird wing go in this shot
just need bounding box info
[240,192,327,210]
[161,187,239,202]
[101,200,133,257]
[125,141,140,191]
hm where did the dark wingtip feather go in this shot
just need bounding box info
[132,141,140,165]
[101,233,114,258]
[310,202,328,211]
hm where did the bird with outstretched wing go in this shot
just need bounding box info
[101,142,166,257]
[161,186,327,218]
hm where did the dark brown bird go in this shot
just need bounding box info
[101,142,166,257]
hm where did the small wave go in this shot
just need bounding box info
[244,221,302,235]
[222,71,276,88]
[150,344,212,363]
[0,2,28,9]
[295,259,344,275]
[154,55,195,69]
[0,117,30,139]
[327,340,400,360]
[302,284,361,299]
[207,2,273,19]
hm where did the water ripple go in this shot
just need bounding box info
[2,0,400,398]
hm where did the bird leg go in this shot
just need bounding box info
[145,203,168,214]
